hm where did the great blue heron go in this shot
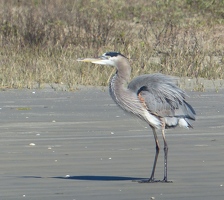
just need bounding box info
[77,52,196,183]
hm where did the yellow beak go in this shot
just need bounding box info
[77,58,102,63]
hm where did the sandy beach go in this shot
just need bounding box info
[0,87,223,200]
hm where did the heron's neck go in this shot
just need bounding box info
[109,68,131,105]
[110,64,131,89]
[114,59,131,85]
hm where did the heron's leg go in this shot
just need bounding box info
[137,127,160,183]
[150,128,160,180]
[161,128,172,183]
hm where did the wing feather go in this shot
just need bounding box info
[128,73,195,120]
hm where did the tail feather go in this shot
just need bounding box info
[184,100,196,120]
[178,118,193,129]
[165,117,193,129]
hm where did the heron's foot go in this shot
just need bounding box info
[161,179,173,183]
[133,178,173,183]
[139,179,160,183]
[161,177,173,183]
[132,178,160,183]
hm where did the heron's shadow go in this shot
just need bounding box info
[22,175,144,181]
[54,175,144,181]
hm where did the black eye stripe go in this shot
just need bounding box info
[103,52,127,58]
[104,52,120,57]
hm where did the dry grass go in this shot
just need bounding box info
[0,0,223,89]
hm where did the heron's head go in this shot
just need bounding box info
[77,52,127,67]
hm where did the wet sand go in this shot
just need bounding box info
[0,87,224,200]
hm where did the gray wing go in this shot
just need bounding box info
[128,73,196,121]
